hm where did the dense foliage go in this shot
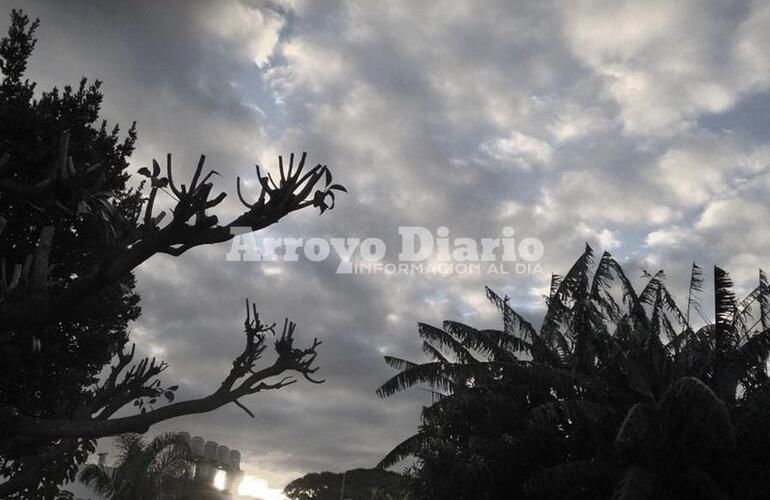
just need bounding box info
[380,246,770,499]
[284,468,410,500]
[0,10,141,497]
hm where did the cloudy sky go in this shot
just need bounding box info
[4,0,770,492]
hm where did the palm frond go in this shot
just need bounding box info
[591,251,625,322]
[543,244,594,333]
[516,361,599,395]
[735,381,770,446]
[686,262,704,325]
[487,286,560,364]
[714,266,737,337]
[531,399,617,428]
[590,251,615,298]
[377,431,430,469]
[607,257,653,337]
[384,356,417,372]
[618,355,654,400]
[443,320,529,361]
[524,459,615,495]
[79,464,115,497]
[376,361,458,397]
[639,270,665,306]
[614,403,653,453]
[114,433,145,466]
[421,341,450,363]
[418,322,477,364]
[485,287,538,343]
[548,273,562,302]
[658,282,689,331]
[660,377,735,451]
[145,432,192,480]
[678,468,730,500]
[739,328,770,370]
[761,269,769,331]
[611,466,657,500]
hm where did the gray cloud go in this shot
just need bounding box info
[4,0,770,491]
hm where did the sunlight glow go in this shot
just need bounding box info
[213,470,227,491]
[238,475,287,500]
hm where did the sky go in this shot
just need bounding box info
[3,0,770,493]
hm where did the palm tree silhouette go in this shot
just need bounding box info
[379,246,770,499]
[79,432,198,499]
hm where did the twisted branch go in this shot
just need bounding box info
[0,152,345,333]
[0,300,323,440]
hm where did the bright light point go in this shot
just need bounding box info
[213,470,227,491]
[238,475,287,500]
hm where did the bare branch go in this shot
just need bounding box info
[234,399,255,418]
[0,302,323,440]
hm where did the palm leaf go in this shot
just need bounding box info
[144,432,192,481]
[486,286,560,364]
[443,320,529,361]
[515,361,599,395]
[531,399,617,428]
[737,270,770,337]
[383,355,417,372]
[590,251,615,298]
[618,355,654,400]
[377,361,458,397]
[79,464,115,497]
[485,287,538,343]
[114,433,144,465]
[678,468,730,500]
[542,245,594,344]
[660,377,735,452]
[685,262,704,326]
[418,322,477,364]
[611,466,657,500]
[525,459,615,495]
[607,257,651,335]
[614,403,653,453]
[590,252,626,323]
[761,269,769,331]
[739,328,770,370]
[735,381,770,448]
[548,273,562,302]
[638,270,665,306]
[421,341,450,364]
[714,266,737,340]
[658,283,688,331]
[377,431,429,469]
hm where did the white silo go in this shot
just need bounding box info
[227,469,244,494]
[191,436,205,457]
[216,445,230,465]
[203,441,218,460]
[228,449,241,470]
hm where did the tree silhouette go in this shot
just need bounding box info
[0,10,344,497]
[379,246,770,499]
[284,468,410,500]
